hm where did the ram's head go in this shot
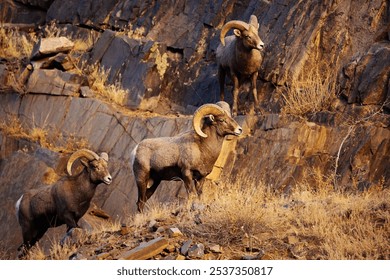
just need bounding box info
[67,149,112,185]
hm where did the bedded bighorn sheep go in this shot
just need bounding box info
[216,14,264,116]
[15,149,112,255]
[131,101,242,212]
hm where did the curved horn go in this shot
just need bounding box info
[192,104,226,138]
[67,149,100,176]
[220,20,249,46]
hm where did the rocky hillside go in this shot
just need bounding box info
[0,0,389,259]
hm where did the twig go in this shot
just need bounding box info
[334,125,355,190]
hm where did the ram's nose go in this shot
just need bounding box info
[104,175,112,185]
[256,41,264,50]
[235,126,243,136]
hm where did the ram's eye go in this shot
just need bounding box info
[91,164,100,171]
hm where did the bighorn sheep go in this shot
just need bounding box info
[131,101,242,212]
[216,14,264,116]
[15,149,112,255]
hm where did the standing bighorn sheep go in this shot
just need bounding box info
[131,101,242,212]
[15,149,112,256]
[216,14,264,116]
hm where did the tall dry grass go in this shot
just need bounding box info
[124,174,389,259]
[85,64,128,106]
[194,177,389,259]
[282,63,338,117]
[0,26,37,58]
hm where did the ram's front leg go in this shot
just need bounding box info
[231,74,240,116]
[182,168,196,196]
[251,71,259,112]
[218,65,226,101]
[61,214,79,245]
[194,177,205,197]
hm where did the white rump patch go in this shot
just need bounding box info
[15,195,23,222]
[130,144,139,168]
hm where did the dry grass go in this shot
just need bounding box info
[0,116,89,153]
[119,23,146,40]
[0,26,37,58]
[192,177,389,259]
[24,220,122,260]
[119,174,389,260]
[282,63,338,117]
[86,64,128,105]
[44,21,96,52]
[19,175,389,260]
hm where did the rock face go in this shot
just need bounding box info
[0,0,389,259]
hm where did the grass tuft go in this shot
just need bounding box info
[282,63,338,118]
[0,26,37,58]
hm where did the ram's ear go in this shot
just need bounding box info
[233,29,242,37]
[205,114,215,123]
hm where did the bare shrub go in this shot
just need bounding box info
[282,63,338,117]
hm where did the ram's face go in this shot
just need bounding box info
[213,114,243,137]
[89,158,112,185]
[241,26,264,51]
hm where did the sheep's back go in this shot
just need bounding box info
[216,35,236,67]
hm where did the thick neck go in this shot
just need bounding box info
[236,38,253,53]
[72,168,98,202]
[200,125,225,160]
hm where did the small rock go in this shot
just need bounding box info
[89,208,110,219]
[80,86,95,98]
[285,235,299,245]
[242,251,264,260]
[96,252,111,260]
[187,243,205,259]
[148,220,158,232]
[168,227,183,238]
[165,244,176,253]
[209,244,222,253]
[155,226,165,233]
[118,237,169,260]
[180,239,192,255]
[176,254,186,260]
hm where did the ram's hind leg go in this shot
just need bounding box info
[146,179,161,200]
[136,177,149,213]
